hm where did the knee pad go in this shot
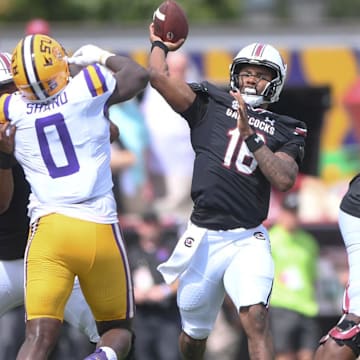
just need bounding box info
[326,316,360,357]
[178,286,216,340]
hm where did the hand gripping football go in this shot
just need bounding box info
[153,0,189,44]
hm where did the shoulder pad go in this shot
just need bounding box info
[189,81,229,103]
[188,82,208,93]
[273,112,308,139]
[0,93,11,124]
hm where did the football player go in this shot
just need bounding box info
[0,52,100,347]
[1,34,148,360]
[148,22,307,360]
[314,151,360,356]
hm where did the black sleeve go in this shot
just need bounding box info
[277,117,307,166]
[278,142,305,166]
[181,82,209,129]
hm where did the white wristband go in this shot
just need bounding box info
[99,51,115,66]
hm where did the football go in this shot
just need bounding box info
[153,0,189,44]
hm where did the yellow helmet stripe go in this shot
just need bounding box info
[22,35,48,101]
[83,64,108,97]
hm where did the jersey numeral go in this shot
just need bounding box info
[223,127,262,174]
[35,113,80,178]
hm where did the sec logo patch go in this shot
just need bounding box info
[254,231,265,240]
[184,237,195,247]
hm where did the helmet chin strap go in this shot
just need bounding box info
[241,87,264,107]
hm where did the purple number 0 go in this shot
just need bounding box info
[35,113,80,178]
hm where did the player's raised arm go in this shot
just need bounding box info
[147,1,195,113]
[68,44,149,105]
[106,54,149,104]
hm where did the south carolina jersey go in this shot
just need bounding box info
[182,81,307,230]
[0,64,118,224]
[340,174,360,218]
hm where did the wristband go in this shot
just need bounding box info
[151,41,169,56]
[245,133,264,153]
[0,151,16,169]
[99,51,115,66]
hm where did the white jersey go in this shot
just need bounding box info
[1,64,118,224]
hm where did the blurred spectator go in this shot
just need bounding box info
[205,297,241,360]
[110,136,136,212]
[25,18,50,35]
[343,75,360,144]
[267,174,343,225]
[0,306,24,359]
[109,98,151,215]
[269,192,321,360]
[140,51,200,223]
[297,175,343,223]
[127,211,181,360]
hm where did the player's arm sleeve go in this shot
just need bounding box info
[82,64,116,99]
[181,82,209,128]
[277,120,307,166]
[278,142,305,166]
[81,64,118,118]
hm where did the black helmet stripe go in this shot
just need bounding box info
[22,35,47,101]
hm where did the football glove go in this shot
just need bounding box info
[67,44,114,67]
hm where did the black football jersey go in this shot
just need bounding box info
[340,174,360,218]
[181,81,307,230]
[0,163,30,260]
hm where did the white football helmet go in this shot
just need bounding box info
[0,52,12,84]
[0,52,17,96]
[230,43,287,107]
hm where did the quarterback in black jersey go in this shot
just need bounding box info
[148,23,307,360]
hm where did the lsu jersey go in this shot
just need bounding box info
[0,64,118,224]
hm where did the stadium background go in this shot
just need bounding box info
[1,22,360,184]
[0,1,360,357]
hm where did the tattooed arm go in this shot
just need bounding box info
[230,89,299,192]
[250,147,298,191]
